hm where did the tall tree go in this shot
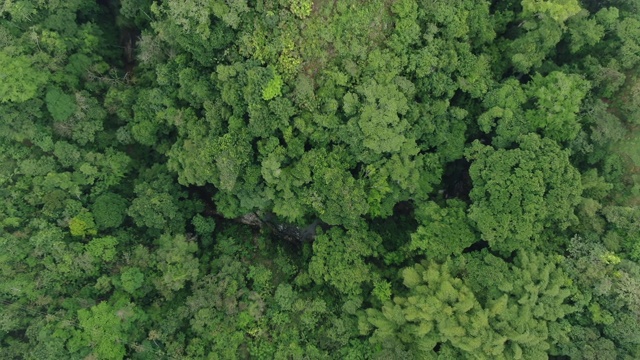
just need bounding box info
[466,134,583,254]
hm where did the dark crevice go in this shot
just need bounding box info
[188,185,325,244]
[462,240,489,253]
[442,158,472,201]
[121,28,140,77]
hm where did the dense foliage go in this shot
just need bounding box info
[1,0,640,358]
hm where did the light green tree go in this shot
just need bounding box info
[521,0,582,24]
[364,251,576,359]
[0,52,48,103]
[71,302,129,360]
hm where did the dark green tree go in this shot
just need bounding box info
[466,134,583,253]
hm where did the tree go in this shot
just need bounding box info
[463,250,577,358]
[466,134,582,253]
[0,52,48,103]
[409,200,477,261]
[521,0,582,24]
[153,233,200,299]
[346,78,411,154]
[567,10,605,53]
[363,259,493,358]
[479,72,591,147]
[71,301,138,360]
[127,165,191,232]
[91,193,128,230]
[526,71,591,142]
[364,251,576,359]
[45,87,77,122]
[562,236,640,359]
[309,227,382,296]
[69,210,98,238]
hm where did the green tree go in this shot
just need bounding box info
[479,72,591,146]
[127,165,191,232]
[363,259,492,358]
[463,250,577,358]
[45,87,77,122]
[521,0,582,23]
[409,200,477,261]
[153,233,200,299]
[0,52,49,103]
[364,251,576,359]
[526,71,591,142]
[91,193,128,230]
[71,301,138,360]
[562,236,640,359]
[69,211,98,238]
[466,134,582,253]
[309,227,382,296]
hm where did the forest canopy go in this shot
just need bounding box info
[1,0,640,358]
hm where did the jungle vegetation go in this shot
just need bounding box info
[1,0,640,358]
